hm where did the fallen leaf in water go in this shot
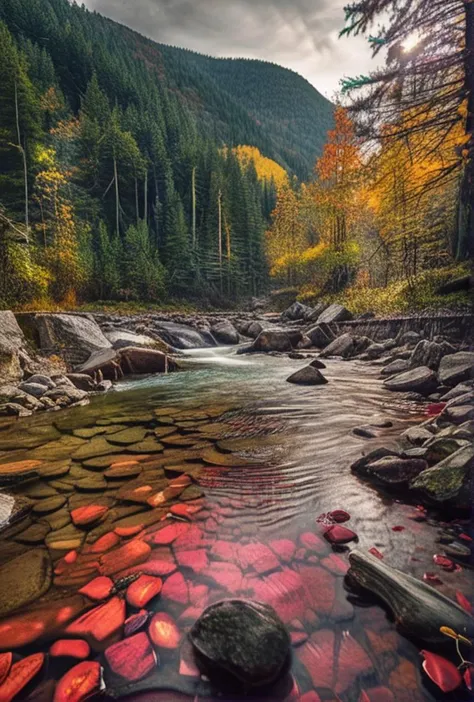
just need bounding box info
[421,650,462,692]
[71,505,108,527]
[391,525,405,532]
[369,547,384,560]
[464,667,472,691]
[50,639,90,659]
[105,632,156,682]
[0,653,44,702]
[149,612,181,649]
[423,572,443,585]
[0,653,12,686]
[84,532,120,554]
[53,660,101,701]
[329,509,350,523]
[114,525,143,537]
[425,402,446,416]
[456,591,473,614]
[126,574,162,608]
[124,610,149,637]
[324,525,357,544]
[459,533,472,542]
[433,554,455,571]
[65,596,125,649]
[99,540,151,576]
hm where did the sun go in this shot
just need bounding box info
[402,32,421,53]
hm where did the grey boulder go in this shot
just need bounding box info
[438,352,474,387]
[210,319,239,345]
[316,303,353,324]
[383,366,438,395]
[286,366,328,385]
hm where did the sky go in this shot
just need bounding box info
[81,0,379,98]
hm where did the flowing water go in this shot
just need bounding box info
[0,347,472,701]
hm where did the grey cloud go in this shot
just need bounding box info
[82,0,377,96]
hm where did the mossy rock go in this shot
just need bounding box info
[410,445,474,509]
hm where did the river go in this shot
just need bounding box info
[0,347,471,701]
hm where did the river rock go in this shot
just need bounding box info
[286,366,328,386]
[27,374,56,389]
[0,549,52,617]
[316,303,353,324]
[320,333,370,359]
[309,358,326,369]
[396,331,421,347]
[252,330,293,353]
[0,402,32,417]
[246,321,264,339]
[383,366,438,395]
[400,426,434,446]
[211,320,239,345]
[440,382,474,402]
[0,311,27,382]
[364,342,387,360]
[351,448,401,476]
[45,385,88,403]
[189,599,290,688]
[364,456,428,486]
[306,323,336,349]
[34,313,111,362]
[103,329,159,349]
[410,445,474,509]
[120,346,177,374]
[280,301,312,322]
[438,352,474,386]
[66,373,96,391]
[151,321,215,349]
[380,359,412,376]
[410,340,444,370]
[18,381,48,398]
[445,404,474,424]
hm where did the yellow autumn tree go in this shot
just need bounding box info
[233,145,288,188]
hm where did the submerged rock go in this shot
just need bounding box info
[190,599,290,688]
[286,366,328,386]
[348,550,474,644]
[0,549,52,617]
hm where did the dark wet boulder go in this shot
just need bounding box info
[17,381,48,398]
[400,425,434,446]
[316,303,353,324]
[364,456,428,486]
[306,323,336,349]
[246,321,264,339]
[34,313,111,362]
[210,319,239,345]
[383,366,438,395]
[396,330,421,348]
[380,359,412,377]
[348,550,474,644]
[422,437,472,464]
[190,599,291,688]
[438,352,474,387]
[320,333,371,359]
[150,321,216,349]
[66,373,96,391]
[288,352,305,360]
[252,330,293,353]
[364,342,387,360]
[0,384,43,410]
[304,301,329,322]
[26,374,56,389]
[286,366,328,386]
[351,447,401,476]
[440,381,474,402]
[309,358,326,369]
[445,404,474,424]
[410,340,445,370]
[280,301,312,321]
[409,445,474,510]
[119,347,178,375]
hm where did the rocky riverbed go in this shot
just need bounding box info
[0,300,472,701]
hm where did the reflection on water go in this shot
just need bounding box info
[0,347,471,701]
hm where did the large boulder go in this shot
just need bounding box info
[320,333,371,359]
[316,303,353,325]
[306,323,336,349]
[280,301,312,322]
[383,366,438,395]
[410,340,444,370]
[380,359,412,377]
[246,321,264,339]
[190,599,290,689]
[438,352,474,387]
[210,319,239,345]
[151,321,216,349]
[351,447,401,476]
[286,366,328,385]
[76,346,178,380]
[252,330,293,353]
[410,445,474,510]
[103,329,161,350]
[363,456,428,486]
[0,311,27,382]
[34,314,111,363]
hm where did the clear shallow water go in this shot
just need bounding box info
[0,347,471,701]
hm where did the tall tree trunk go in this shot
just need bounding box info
[459,0,474,260]
[113,153,120,236]
[191,166,196,249]
[14,79,29,241]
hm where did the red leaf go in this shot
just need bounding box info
[456,591,473,614]
[464,667,472,691]
[149,612,181,649]
[425,402,446,416]
[105,632,156,682]
[65,596,126,650]
[423,572,443,585]
[329,509,351,523]
[0,653,44,702]
[71,505,108,527]
[54,660,101,702]
[433,554,455,571]
[79,576,113,601]
[84,531,120,554]
[391,525,405,532]
[421,650,462,692]
[161,571,189,604]
[126,574,162,608]
[0,653,12,686]
[299,532,327,554]
[124,610,149,637]
[114,525,143,537]
[459,533,472,542]
[359,687,394,702]
[369,547,384,560]
[324,525,357,544]
[50,639,90,659]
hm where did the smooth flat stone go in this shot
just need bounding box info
[32,496,67,514]
[0,548,52,617]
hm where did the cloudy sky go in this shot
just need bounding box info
[81,0,380,98]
